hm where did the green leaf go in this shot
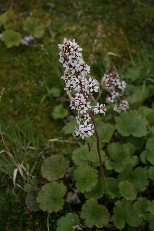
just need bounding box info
[118,167,148,192]
[148,201,154,216]
[85,171,104,199]
[95,120,115,143]
[87,143,105,163]
[115,110,148,137]
[63,118,76,134]
[56,213,79,231]
[113,200,141,229]
[132,167,148,191]
[106,142,137,172]
[138,106,153,118]
[119,181,137,201]
[52,104,68,119]
[49,87,61,97]
[149,219,154,231]
[146,137,154,152]
[134,197,151,220]
[2,30,21,48]
[41,155,69,181]
[73,166,98,192]
[147,111,154,126]
[146,137,154,165]
[106,177,120,199]
[37,182,66,213]
[127,86,151,106]
[148,167,154,181]
[72,145,88,166]
[23,17,45,38]
[25,191,40,211]
[81,199,109,228]
[0,10,14,26]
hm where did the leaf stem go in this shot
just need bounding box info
[90,111,106,195]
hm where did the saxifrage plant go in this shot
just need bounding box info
[33,39,153,230]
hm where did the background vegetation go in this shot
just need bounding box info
[0,0,154,230]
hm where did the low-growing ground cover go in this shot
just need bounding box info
[0,0,154,230]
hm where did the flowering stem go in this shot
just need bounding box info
[90,111,106,195]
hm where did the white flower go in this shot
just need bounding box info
[113,100,129,113]
[75,122,94,139]
[93,102,107,115]
[20,35,35,46]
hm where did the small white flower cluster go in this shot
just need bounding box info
[103,66,129,113]
[59,38,107,139]
[20,35,35,46]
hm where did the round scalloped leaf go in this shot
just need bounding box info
[87,143,105,163]
[37,182,66,213]
[132,167,148,192]
[56,213,79,231]
[113,199,141,230]
[73,166,98,192]
[118,167,148,192]
[127,86,150,106]
[149,167,154,181]
[2,30,21,48]
[72,145,88,166]
[25,191,40,211]
[107,142,136,172]
[81,199,110,228]
[115,110,148,137]
[52,104,68,119]
[63,118,77,134]
[134,197,151,220]
[119,181,137,201]
[23,17,45,38]
[85,171,104,199]
[95,120,115,143]
[0,10,14,26]
[41,155,69,181]
[106,177,120,199]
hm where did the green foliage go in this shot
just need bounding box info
[119,181,137,201]
[72,145,89,166]
[81,199,109,228]
[118,167,148,192]
[73,165,98,192]
[56,213,79,231]
[1,29,21,48]
[37,182,66,213]
[115,110,148,137]
[23,17,45,38]
[148,167,154,181]
[106,177,120,199]
[0,10,14,26]
[41,155,69,181]
[85,172,104,199]
[105,142,137,172]
[63,118,77,134]
[96,120,115,143]
[146,137,154,165]
[134,197,151,220]
[52,104,68,119]
[25,191,40,212]
[0,1,154,230]
[113,199,141,229]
